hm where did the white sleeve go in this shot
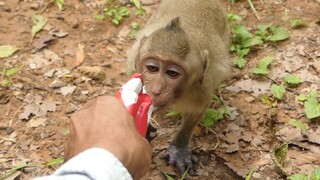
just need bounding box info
[34,148,133,180]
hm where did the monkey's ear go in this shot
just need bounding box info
[199,50,209,84]
[165,17,181,30]
[140,35,147,46]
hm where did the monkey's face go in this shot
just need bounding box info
[141,58,186,107]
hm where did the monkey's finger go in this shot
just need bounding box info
[184,157,196,175]
[191,155,198,164]
[176,160,186,175]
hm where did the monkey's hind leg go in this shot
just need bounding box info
[161,113,201,175]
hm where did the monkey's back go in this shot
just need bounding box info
[146,0,228,46]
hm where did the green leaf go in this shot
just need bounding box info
[135,8,146,16]
[94,14,105,20]
[310,90,318,98]
[56,0,64,11]
[5,67,22,76]
[288,173,309,180]
[257,23,273,34]
[202,109,223,127]
[228,13,242,23]
[0,45,18,58]
[31,14,47,41]
[272,143,288,166]
[311,167,320,180]
[260,94,273,106]
[252,56,274,75]
[284,74,302,85]
[236,48,250,58]
[165,111,180,117]
[304,95,320,119]
[271,84,286,100]
[132,0,141,9]
[118,6,130,16]
[268,26,290,42]
[233,25,251,40]
[131,21,139,29]
[297,94,308,101]
[245,168,254,180]
[252,67,269,75]
[288,119,307,132]
[258,56,274,68]
[242,36,264,48]
[45,157,64,167]
[233,56,246,68]
[290,18,307,29]
[163,172,174,180]
[0,79,10,87]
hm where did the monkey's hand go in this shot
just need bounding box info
[161,145,197,175]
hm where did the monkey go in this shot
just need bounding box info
[127,0,230,175]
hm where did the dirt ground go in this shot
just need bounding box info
[0,0,320,179]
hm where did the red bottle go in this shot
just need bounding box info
[115,73,154,137]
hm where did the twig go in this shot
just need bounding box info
[304,50,317,62]
[251,142,264,155]
[247,0,261,20]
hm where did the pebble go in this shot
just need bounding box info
[30,3,40,10]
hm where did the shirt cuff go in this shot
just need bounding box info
[37,148,133,180]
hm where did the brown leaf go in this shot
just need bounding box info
[72,43,85,68]
[28,117,47,127]
[32,34,55,50]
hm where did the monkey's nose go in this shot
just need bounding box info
[151,89,161,96]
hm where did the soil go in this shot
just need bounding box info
[0,0,319,179]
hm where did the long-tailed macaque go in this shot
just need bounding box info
[127,0,230,175]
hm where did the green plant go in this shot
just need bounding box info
[95,0,146,25]
[288,119,307,132]
[229,13,289,68]
[0,45,18,58]
[284,74,302,86]
[104,5,130,25]
[201,96,231,128]
[270,84,286,100]
[290,18,307,29]
[129,21,139,39]
[131,0,146,16]
[0,66,22,87]
[298,90,320,119]
[252,56,274,75]
[288,166,320,180]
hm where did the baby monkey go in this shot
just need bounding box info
[127,0,230,175]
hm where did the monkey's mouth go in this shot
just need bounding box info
[150,98,167,108]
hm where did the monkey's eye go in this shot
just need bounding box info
[166,66,181,78]
[145,61,159,73]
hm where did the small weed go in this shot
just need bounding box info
[0,66,22,87]
[95,0,146,25]
[288,166,320,180]
[228,13,289,68]
[290,18,307,29]
[129,21,139,39]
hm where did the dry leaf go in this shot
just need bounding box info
[32,34,55,50]
[72,43,85,68]
[60,85,76,96]
[28,117,47,127]
[78,66,106,81]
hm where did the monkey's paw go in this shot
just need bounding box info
[160,145,197,175]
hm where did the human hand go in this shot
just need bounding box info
[64,96,152,179]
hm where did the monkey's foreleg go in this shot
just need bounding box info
[161,112,202,175]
